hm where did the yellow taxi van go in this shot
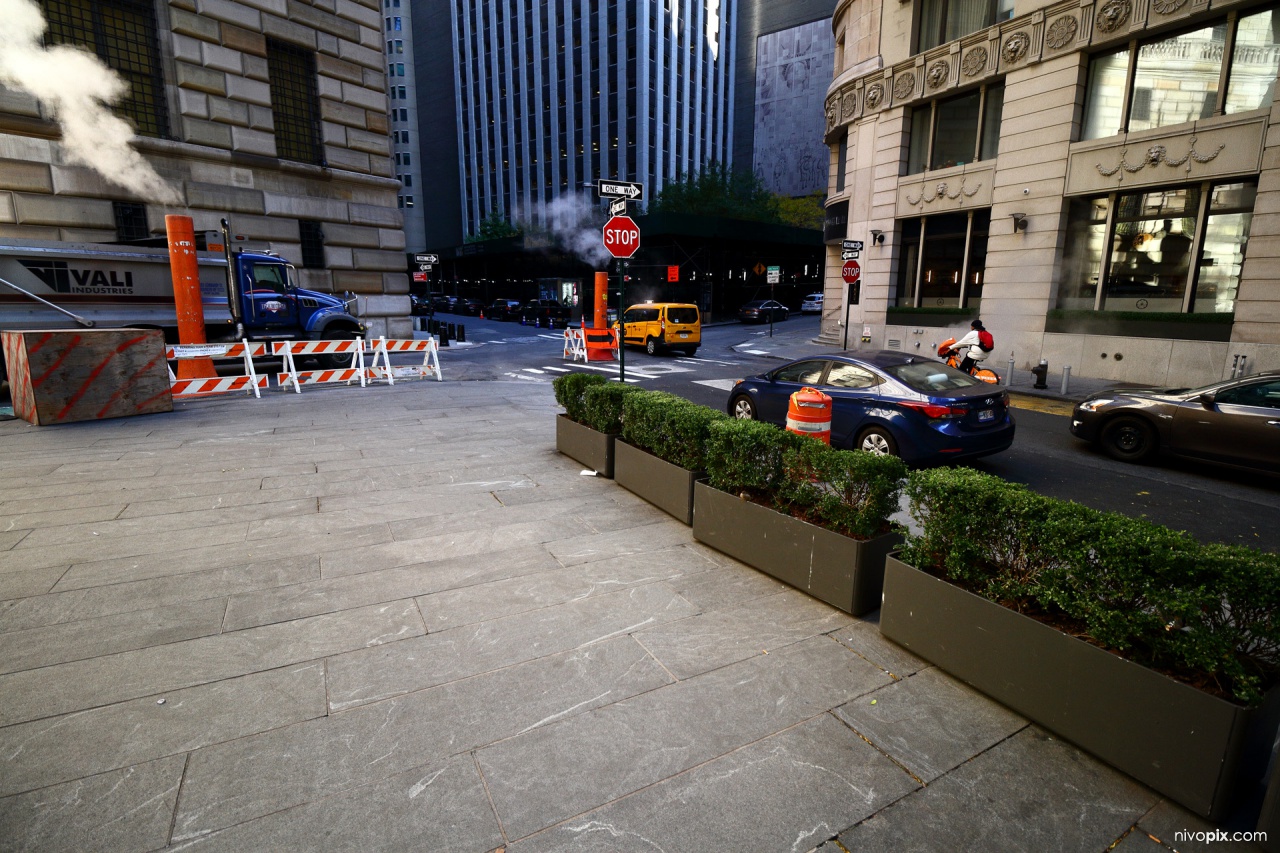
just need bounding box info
[616,302,700,356]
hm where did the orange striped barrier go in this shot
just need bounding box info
[274,340,367,393]
[166,341,268,399]
[786,386,832,444]
[365,336,442,383]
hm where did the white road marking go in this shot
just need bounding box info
[744,349,770,355]
[543,366,570,372]
[522,368,546,374]
[694,379,739,391]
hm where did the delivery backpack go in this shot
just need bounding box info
[977,330,994,352]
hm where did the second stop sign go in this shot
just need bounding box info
[603,215,640,258]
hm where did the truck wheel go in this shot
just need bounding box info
[316,333,359,369]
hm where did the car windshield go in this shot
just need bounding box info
[667,307,698,324]
[884,361,984,392]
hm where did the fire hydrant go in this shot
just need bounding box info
[1030,359,1049,389]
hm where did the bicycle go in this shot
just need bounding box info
[937,338,1000,384]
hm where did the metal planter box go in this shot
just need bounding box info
[614,440,698,525]
[555,414,615,478]
[691,480,899,616]
[880,554,1269,821]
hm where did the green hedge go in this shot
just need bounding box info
[552,373,607,424]
[898,467,1279,705]
[621,391,729,472]
[580,382,639,434]
[705,418,905,540]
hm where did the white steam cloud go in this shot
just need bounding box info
[522,193,613,269]
[0,0,181,204]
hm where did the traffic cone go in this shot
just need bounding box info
[479,308,485,319]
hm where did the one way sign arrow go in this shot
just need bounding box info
[597,180,644,201]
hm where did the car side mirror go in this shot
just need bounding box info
[1198,392,1216,409]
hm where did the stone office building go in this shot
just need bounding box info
[822,0,1280,385]
[0,0,409,339]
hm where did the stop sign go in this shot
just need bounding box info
[603,215,640,259]
[842,259,861,284]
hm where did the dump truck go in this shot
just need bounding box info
[0,221,365,372]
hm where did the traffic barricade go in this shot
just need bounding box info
[166,341,269,399]
[584,327,618,362]
[365,335,442,384]
[786,386,832,444]
[563,327,587,362]
[274,339,366,393]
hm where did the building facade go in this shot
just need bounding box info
[1,0,409,339]
[823,0,1280,385]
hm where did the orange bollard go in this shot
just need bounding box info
[592,270,608,329]
[166,215,216,379]
[585,271,617,361]
[786,386,832,444]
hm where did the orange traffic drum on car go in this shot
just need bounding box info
[786,386,832,444]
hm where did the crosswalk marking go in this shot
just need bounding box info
[522,368,546,374]
[543,366,570,373]
[678,357,739,366]
[694,379,739,391]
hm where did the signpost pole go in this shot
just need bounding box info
[617,262,625,384]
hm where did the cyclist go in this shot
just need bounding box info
[948,319,994,375]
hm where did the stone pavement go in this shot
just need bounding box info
[0,379,1259,852]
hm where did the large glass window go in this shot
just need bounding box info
[917,0,1014,53]
[1083,9,1279,140]
[905,84,1003,175]
[894,210,991,308]
[1058,181,1255,314]
[41,0,169,138]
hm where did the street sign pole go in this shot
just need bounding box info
[617,263,625,384]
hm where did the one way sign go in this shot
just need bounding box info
[597,180,644,201]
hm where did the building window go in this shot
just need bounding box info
[404,195,414,207]
[1082,10,1280,140]
[112,201,149,241]
[906,83,1003,175]
[835,133,848,193]
[299,220,325,269]
[41,0,169,138]
[267,38,323,165]
[895,210,991,308]
[393,16,402,30]
[917,0,1014,53]
[1059,181,1255,314]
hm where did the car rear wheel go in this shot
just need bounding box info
[857,426,898,457]
[1101,416,1156,463]
[730,395,756,420]
[682,346,697,357]
[645,337,658,356]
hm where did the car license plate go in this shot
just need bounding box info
[978,408,994,422]
[678,332,689,338]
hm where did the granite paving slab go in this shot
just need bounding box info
[418,545,718,632]
[0,522,251,575]
[0,566,65,601]
[1112,829,1175,851]
[325,582,697,712]
[547,521,699,567]
[507,713,919,853]
[0,503,127,533]
[0,530,31,552]
[634,588,856,680]
[833,666,1029,783]
[0,662,326,797]
[1137,798,1266,852]
[0,755,185,853]
[0,599,227,673]
[836,728,1161,852]
[171,636,669,839]
[477,635,892,840]
[0,556,318,633]
[828,613,930,679]
[0,477,270,513]
[665,559,790,612]
[165,754,503,853]
[0,599,423,726]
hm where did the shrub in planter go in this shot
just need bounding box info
[778,438,908,541]
[552,373,607,424]
[705,417,808,496]
[897,466,1278,705]
[621,391,728,472]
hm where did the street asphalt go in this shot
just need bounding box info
[0,345,1263,851]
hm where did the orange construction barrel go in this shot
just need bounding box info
[786,386,832,444]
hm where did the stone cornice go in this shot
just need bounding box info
[824,0,1252,142]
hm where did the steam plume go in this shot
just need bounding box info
[0,0,181,204]
[527,194,613,268]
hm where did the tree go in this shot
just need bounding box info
[776,192,827,230]
[466,209,521,243]
[649,164,782,224]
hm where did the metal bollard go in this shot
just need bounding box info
[447,322,456,340]
[1060,365,1072,396]
[456,324,466,343]
[1006,356,1015,386]
[439,326,450,347]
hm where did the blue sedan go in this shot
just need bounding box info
[726,351,1015,465]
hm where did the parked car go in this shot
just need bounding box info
[486,298,523,320]
[457,298,484,316]
[409,294,432,316]
[615,302,700,356]
[727,351,1015,465]
[519,299,571,329]
[738,299,789,323]
[1070,372,1280,471]
[801,293,823,314]
[432,294,458,313]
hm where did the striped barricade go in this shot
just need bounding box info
[166,341,269,399]
[274,339,366,393]
[563,327,587,362]
[365,336,442,384]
